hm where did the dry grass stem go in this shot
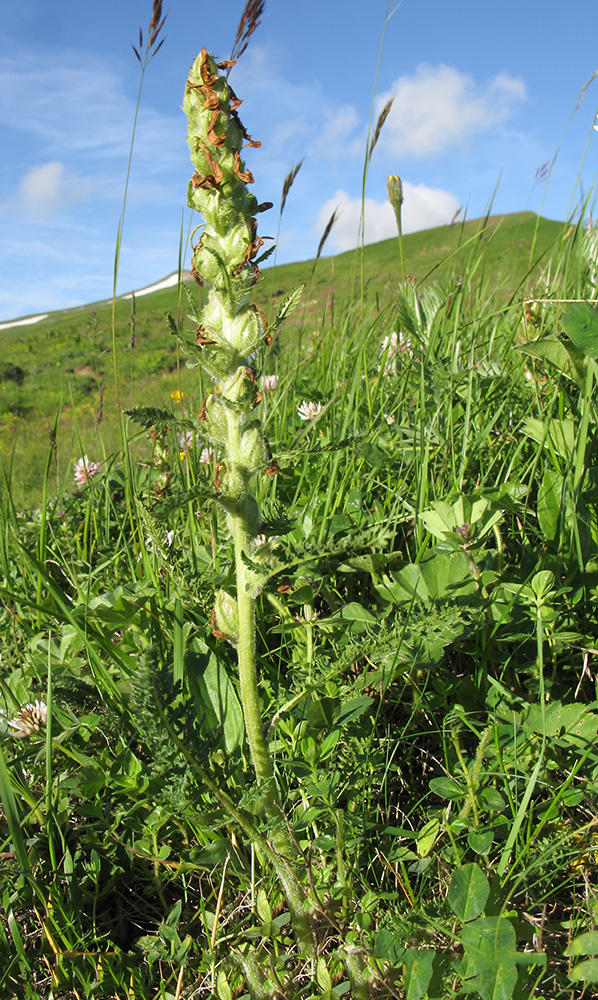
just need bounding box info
[281,159,305,216]
[369,96,394,159]
[316,207,339,260]
[132,0,167,61]
[231,0,266,62]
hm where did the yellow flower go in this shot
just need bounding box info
[170,389,185,402]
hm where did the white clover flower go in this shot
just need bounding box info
[254,533,279,547]
[379,331,413,374]
[1,699,48,738]
[199,446,216,464]
[297,400,322,421]
[385,413,396,425]
[380,331,399,354]
[145,530,175,554]
[263,374,279,391]
[177,431,195,452]
[73,455,100,486]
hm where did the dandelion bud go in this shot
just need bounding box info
[386,174,403,211]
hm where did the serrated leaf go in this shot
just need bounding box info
[151,485,222,520]
[254,244,277,267]
[125,406,178,430]
[269,284,304,333]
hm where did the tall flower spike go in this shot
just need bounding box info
[181,51,303,830]
[183,49,273,502]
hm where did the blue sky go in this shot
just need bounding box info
[1,0,598,321]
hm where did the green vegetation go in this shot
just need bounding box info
[0,211,565,509]
[2,7,598,1000]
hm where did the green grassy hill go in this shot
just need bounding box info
[263,210,565,318]
[0,211,567,505]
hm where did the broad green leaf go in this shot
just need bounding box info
[319,729,341,760]
[418,549,476,599]
[216,970,233,1000]
[341,602,377,623]
[419,503,457,539]
[468,828,494,855]
[566,931,598,956]
[420,496,503,546]
[429,776,465,800]
[256,888,272,925]
[522,417,576,460]
[163,899,183,928]
[531,570,555,600]
[375,928,405,964]
[518,336,587,386]
[403,948,435,1000]
[417,818,440,858]
[122,749,142,777]
[459,916,518,1000]
[563,301,598,358]
[480,787,506,812]
[523,700,598,745]
[448,863,490,922]
[195,652,244,752]
[537,469,563,543]
[385,562,430,602]
[316,957,332,992]
[569,958,598,983]
[334,696,374,726]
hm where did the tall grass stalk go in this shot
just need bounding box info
[111,2,167,409]
[357,0,396,315]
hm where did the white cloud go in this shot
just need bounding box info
[308,104,361,159]
[316,183,462,252]
[2,161,92,219]
[0,50,182,170]
[375,64,526,158]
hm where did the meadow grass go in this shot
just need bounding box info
[1,12,598,1000]
[0,212,564,511]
